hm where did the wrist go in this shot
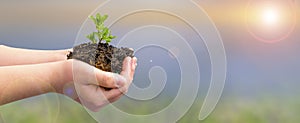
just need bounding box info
[56,60,79,100]
[50,60,74,94]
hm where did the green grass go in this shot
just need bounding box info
[0,93,299,123]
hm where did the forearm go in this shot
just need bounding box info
[0,61,72,105]
[0,45,71,66]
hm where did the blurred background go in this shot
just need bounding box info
[0,0,300,122]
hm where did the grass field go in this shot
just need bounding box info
[0,93,299,123]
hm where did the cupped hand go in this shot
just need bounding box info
[65,57,137,112]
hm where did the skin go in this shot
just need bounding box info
[0,45,70,66]
[0,45,137,111]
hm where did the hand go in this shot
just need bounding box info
[65,57,137,112]
[0,45,137,110]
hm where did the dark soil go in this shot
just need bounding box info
[67,42,134,74]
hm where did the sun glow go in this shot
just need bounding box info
[246,0,296,43]
[261,6,279,26]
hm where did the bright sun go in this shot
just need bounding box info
[246,1,296,43]
[261,6,280,26]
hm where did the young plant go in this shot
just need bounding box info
[86,13,116,44]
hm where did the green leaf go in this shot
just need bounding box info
[89,15,97,25]
[109,35,116,39]
[87,13,116,44]
[86,33,97,44]
[102,27,109,36]
[105,39,111,43]
[101,15,108,22]
[96,13,101,23]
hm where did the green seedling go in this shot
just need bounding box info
[86,13,116,44]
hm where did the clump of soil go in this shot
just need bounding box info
[67,42,134,74]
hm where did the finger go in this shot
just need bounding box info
[120,57,132,81]
[74,84,102,111]
[96,70,126,88]
[75,85,122,112]
[93,88,123,109]
[118,85,129,93]
[130,57,137,79]
[101,88,123,101]
[108,94,123,103]
[72,59,126,88]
